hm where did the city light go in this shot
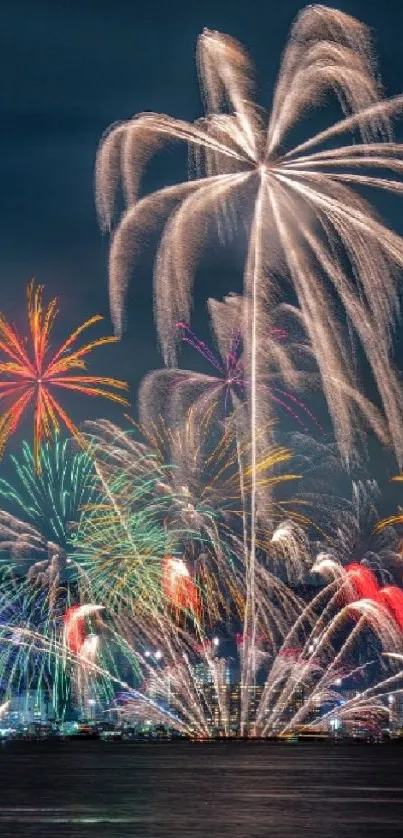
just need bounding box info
[1,4,403,751]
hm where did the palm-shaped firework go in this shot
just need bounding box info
[96,5,403,467]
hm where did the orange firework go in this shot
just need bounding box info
[0,280,129,468]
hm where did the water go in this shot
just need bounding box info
[0,741,403,837]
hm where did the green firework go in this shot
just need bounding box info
[0,436,98,552]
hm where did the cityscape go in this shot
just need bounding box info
[3,641,403,743]
[2,1,403,835]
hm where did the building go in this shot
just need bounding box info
[5,690,55,727]
[190,658,264,735]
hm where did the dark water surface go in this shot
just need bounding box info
[0,741,403,837]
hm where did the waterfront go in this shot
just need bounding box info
[0,742,403,837]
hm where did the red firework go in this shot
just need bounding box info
[379,586,403,631]
[64,606,86,655]
[162,555,200,616]
[345,563,381,602]
[345,563,403,632]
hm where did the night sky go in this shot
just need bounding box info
[1,0,403,451]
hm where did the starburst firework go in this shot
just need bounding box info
[0,281,129,468]
[0,436,98,554]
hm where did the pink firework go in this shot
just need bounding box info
[176,322,322,432]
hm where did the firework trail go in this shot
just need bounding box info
[56,564,403,737]
[0,281,129,468]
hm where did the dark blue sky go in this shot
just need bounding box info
[0,0,402,428]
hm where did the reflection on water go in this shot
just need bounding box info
[0,741,403,837]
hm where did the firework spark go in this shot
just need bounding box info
[0,436,98,554]
[81,411,308,606]
[140,312,322,433]
[0,281,129,468]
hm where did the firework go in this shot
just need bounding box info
[140,312,322,433]
[0,436,98,556]
[0,569,73,718]
[0,281,129,468]
[95,3,403,494]
[63,605,95,656]
[316,480,403,582]
[96,7,403,464]
[96,6,403,717]
[81,411,308,613]
[313,556,403,629]
[70,437,197,618]
[162,556,200,618]
[0,571,141,720]
[73,561,403,738]
[72,493,181,618]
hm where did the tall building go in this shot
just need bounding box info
[190,657,263,735]
[6,690,54,726]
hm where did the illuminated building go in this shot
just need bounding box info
[189,658,264,736]
[385,692,403,734]
[5,690,55,726]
